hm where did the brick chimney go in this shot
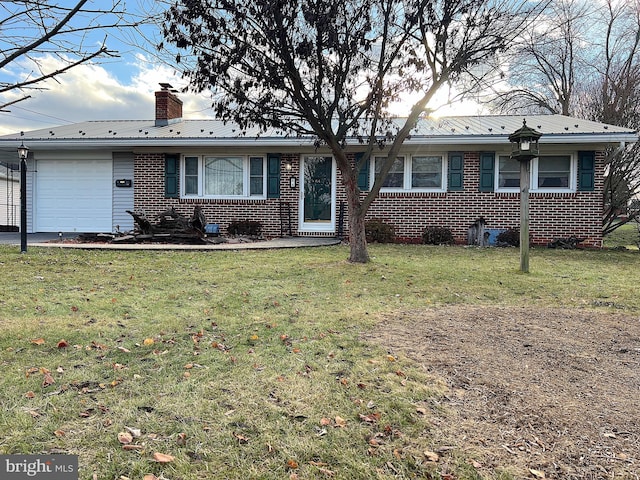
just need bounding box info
[155,83,183,126]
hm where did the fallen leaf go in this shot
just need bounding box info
[25,391,35,399]
[143,338,155,346]
[424,450,440,462]
[320,417,332,426]
[468,459,482,469]
[125,426,142,438]
[286,459,299,470]
[386,355,396,362]
[117,346,131,353]
[315,465,335,477]
[117,432,133,444]
[31,338,45,345]
[232,432,249,444]
[42,372,55,387]
[176,432,187,446]
[529,469,546,479]
[71,306,79,312]
[53,429,65,437]
[122,445,144,451]
[334,416,347,428]
[359,412,381,423]
[57,339,69,349]
[143,475,158,480]
[152,452,175,463]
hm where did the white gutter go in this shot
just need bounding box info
[0,133,637,151]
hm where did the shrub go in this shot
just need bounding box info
[365,219,396,243]
[227,220,263,237]
[497,228,519,247]
[422,226,454,245]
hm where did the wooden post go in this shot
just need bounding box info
[520,159,530,273]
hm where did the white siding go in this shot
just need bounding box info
[0,167,19,227]
[112,152,134,232]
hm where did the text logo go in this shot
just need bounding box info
[0,455,78,480]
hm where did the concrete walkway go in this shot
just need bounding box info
[0,232,341,250]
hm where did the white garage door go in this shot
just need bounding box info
[36,158,113,232]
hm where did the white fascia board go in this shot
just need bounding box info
[403,133,639,145]
[2,133,636,151]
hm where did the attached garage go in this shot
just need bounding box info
[34,155,113,232]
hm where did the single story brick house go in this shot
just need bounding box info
[0,86,637,247]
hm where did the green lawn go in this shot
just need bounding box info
[0,244,638,479]
[604,221,639,250]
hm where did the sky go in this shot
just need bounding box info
[0,0,485,137]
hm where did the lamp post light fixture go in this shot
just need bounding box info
[508,120,542,273]
[17,142,29,253]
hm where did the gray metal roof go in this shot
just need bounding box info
[0,114,636,150]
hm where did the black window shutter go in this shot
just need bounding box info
[267,154,281,198]
[448,152,464,191]
[356,152,369,191]
[165,154,179,198]
[578,151,595,191]
[479,152,495,192]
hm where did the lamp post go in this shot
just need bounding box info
[17,142,29,253]
[508,120,542,273]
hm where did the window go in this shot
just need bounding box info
[496,154,575,192]
[181,155,266,198]
[374,155,445,190]
[375,156,404,188]
[498,156,520,189]
[412,156,442,188]
[535,155,571,188]
[184,156,199,195]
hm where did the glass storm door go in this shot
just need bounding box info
[300,155,335,232]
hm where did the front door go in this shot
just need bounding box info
[300,155,335,233]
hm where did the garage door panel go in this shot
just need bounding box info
[36,159,112,232]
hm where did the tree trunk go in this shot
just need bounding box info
[345,182,370,263]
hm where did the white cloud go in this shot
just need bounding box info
[0,54,215,135]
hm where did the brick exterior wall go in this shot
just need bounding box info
[365,151,605,247]
[133,150,605,247]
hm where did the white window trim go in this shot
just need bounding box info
[372,154,447,192]
[495,153,577,193]
[180,155,268,199]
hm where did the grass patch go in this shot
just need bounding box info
[604,221,639,250]
[0,244,638,479]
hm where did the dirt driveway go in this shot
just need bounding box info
[366,306,639,479]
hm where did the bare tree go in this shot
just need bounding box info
[0,0,141,111]
[161,0,539,263]
[491,0,593,115]
[576,0,640,234]
[491,0,640,236]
